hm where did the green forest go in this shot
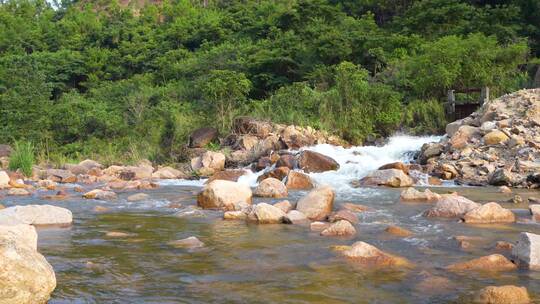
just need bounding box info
[0,0,539,164]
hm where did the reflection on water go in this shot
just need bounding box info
[4,185,540,303]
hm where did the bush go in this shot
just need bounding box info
[403,99,447,135]
[9,141,35,177]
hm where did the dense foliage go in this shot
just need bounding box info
[0,0,537,163]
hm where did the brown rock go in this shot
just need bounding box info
[310,221,330,231]
[93,206,110,212]
[378,162,409,174]
[296,185,334,221]
[257,167,290,183]
[189,127,218,148]
[285,171,314,190]
[252,203,286,224]
[495,241,514,251]
[321,220,356,236]
[328,209,358,224]
[400,187,441,202]
[223,210,248,220]
[474,285,530,304]
[446,254,517,272]
[233,117,272,138]
[484,130,509,145]
[338,241,412,268]
[462,202,515,224]
[385,225,413,237]
[298,150,339,173]
[47,169,77,183]
[206,170,247,183]
[197,180,252,211]
[276,154,296,169]
[423,194,480,218]
[273,200,292,213]
[341,203,371,212]
[359,169,414,188]
[254,178,288,198]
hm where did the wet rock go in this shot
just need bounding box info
[512,232,540,270]
[423,194,481,218]
[175,206,207,218]
[284,210,308,224]
[254,178,288,198]
[93,206,110,212]
[254,156,272,171]
[46,169,77,183]
[419,143,444,164]
[168,236,205,249]
[428,176,442,186]
[400,187,441,202]
[152,166,186,179]
[321,220,356,236]
[197,180,252,211]
[414,273,454,295]
[276,154,296,169]
[257,167,290,183]
[83,189,117,200]
[253,203,286,224]
[189,127,218,148]
[0,205,72,227]
[385,225,413,237]
[223,210,248,220]
[473,285,530,304]
[191,151,226,175]
[488,169,515,186]
[494,241,514,251]
[378,162,409,174]
[338,241,412,268]
[127,193,149,202]
[498,186,512,193]
[298,150,339,173]
[341,203,371,212]
[273,200,292,213]
[207,170,247,183]
[296,185,335,221]
[446,254,517,272]
[8,188,30,196]
[483,130,509,145]
[285,171,314,190]
[359,169,413,188]
[328,209,358,224]
[0,224,56,304]
[310,221,330,231]
[462,202,515,224]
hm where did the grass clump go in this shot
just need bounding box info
[8,141,35,176]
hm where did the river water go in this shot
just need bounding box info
[2,136,540,303]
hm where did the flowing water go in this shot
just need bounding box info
[3,135,540,303]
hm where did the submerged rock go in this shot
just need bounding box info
[0,205,72,226]
[338,241,412,268]
[512,232,540,270]
[83,189,118,200]
[473,285,530,304]
[320,220,356,237]
[341,203,371,212]
[298,150,339,173]
[310,221,330,232]
[197,180,252,211]
[254,178,288,198]
[285,171,314,190]
[127,193,149,202]
[462,202,515,224]
[7,188,31,196]
[446,254,516,272]
[423,194,480,218]
[400,188,441,202]
[168,236,205,249]
[296,185,335,221]
[359,169,413,188]
[385,225,413,237]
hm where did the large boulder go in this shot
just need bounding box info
[188,127,218,148]
[483,130,509,145]
[446,254,517,272]
[0,205,72,227]
[474,285,530,304]
[298,150,339,173]
[285,171,314,190]
[252,203,286,224]
[0,224,56,304]
[400,188,441,202]
[0,223,38,250]
[359,169,414,188]
[462,202,515,224]
[512,232,540,270]
[197,180,252,211]
[423,194,481,218]
[338,241,412,268]
[191,151,226,175]
[296,185,334,221]
[233,117,273,138]
[449,125,480,149]
[418,143,444,164]
[254,178,288,198]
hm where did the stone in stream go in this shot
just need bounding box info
[423,193,480,218]
[273,200,292,213]
[284,210,308,224]
[462,202,515,224]
[494,241,514,251]
[378,162,409,174]
[498,186,512,193]
[93,205,110,212]
[190,151,226,175]
[298,150,339,173]
[296,185,335,221]
[385,225,413,237]
[310,221,330,232]
[0,205,72,227]
[197,180,252,211]
[257,167,290,183]
[512,232,540,270]
[530,204,540,220]
[105,231,133,238]
[223,210,248,220]
[445,254,517,272]
[341,203,371,212]
[328,209,358,224]
[276,154,296,169]
[46,169,77,183]
[83,189,118,200]
[473,285,530,304]
[7,188,31,196]
[252,203,286,224]
[206,169,247,183]
[152,166,186,179]
[0,223,56,304]
[399,187,441,202]
[253,178,288,198]
[127,193,149,202]
[359,169,414,188]
[168,236,205,249]
[285,171,314,190]
[337,241,412,268]
[320,220,356,237]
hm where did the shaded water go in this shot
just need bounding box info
[3,185,540,303]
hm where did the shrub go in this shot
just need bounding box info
[403,99,447,135]
[8,141,35,177]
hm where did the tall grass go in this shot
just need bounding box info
[8,141,35,177]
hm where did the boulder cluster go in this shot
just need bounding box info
[418,89,540,187]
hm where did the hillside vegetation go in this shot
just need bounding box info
[0,0,538,164]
